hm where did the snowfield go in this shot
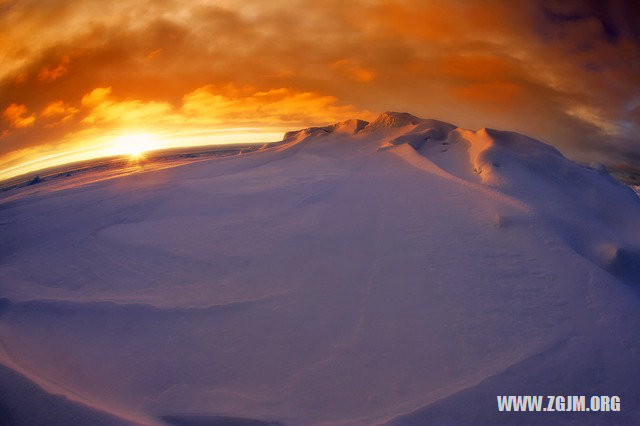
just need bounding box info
[1,112,640,425]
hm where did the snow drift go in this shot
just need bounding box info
[1,112,640,425]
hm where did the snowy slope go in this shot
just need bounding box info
[1,112,640,425]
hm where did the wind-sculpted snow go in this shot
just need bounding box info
[1,112,640,425]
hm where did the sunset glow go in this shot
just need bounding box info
[111,133,156,159]
[1,0,639,181]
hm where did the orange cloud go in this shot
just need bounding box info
[81,87,175,125]
[331,59,375,82]
[37,55,70,82]
[438,55,522,83]
[371,0,462,42]
[41,101,79,126]
[182,84,373,125]
[81,87,114,107]
[146,48,163,60]
[3,103,36,128]
[69,84,373,136]
[452,81,525,105]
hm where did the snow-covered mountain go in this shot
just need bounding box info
[1,112,639,425]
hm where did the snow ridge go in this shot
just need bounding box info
[2,111,640,425]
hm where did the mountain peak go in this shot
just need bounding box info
[283,113,440,141]
[364,112,423,131]
[282,118,370,141]
[332,118,369,134]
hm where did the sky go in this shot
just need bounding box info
[1,0,639,180]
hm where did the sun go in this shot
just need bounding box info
[112,133,157,159]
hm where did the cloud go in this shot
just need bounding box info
[566,104,622,136]
[182,85,373,125]
[80,87,175,125]
[41,100,79,126]
[69,84,372,131]
[331,60,375,82]
[3,103,36,128]
[37,55,70,82]
[0,0,639,176]
[453,82,526,105]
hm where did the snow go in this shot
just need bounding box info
[1,112,640,425]
[363,112,424,130]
